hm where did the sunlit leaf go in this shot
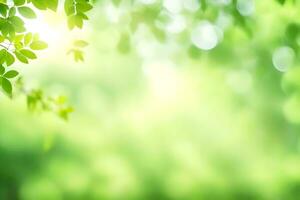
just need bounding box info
[18,6,36,19]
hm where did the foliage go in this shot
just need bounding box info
[0,0,93,119]
[2,0,300,199]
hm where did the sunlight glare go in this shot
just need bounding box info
[26,11,68,48]
[24,10,88,63]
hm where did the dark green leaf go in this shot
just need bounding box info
[4,70,18,78]
[0,65,5,75]
[0,3,8,17]
[1,77,12,94]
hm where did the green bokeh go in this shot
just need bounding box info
[2,0,300,199]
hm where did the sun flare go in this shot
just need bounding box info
[23,10,88,62]
[26,11,68,48]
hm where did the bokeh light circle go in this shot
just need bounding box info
[191,21,221,50]
[272,46,295,72]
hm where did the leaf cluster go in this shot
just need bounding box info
[0,0,94,119]
[65,0,93,29]
[68,39,88,62]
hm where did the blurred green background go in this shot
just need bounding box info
[2,0,300,199]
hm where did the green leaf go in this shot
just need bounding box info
[46,0,58,11]
[77,12,88,20]
[5,51,15,66]
[67,15,76,30]
[0,3,8,17]
[13,0,25,6]
[31,0,47,10]
[68,14,84,29]
[15,51,28,63]
[65,5,75,16]
[76,3,93,12]
[33,33,39,41]
[18,6,36,19]
[0,35,5,43]
[20,49,37,59]
[14,34,24,42]
[64,0,74,15]
[69,49,84,62]
[3,22,16,38]
[4,70,18,78]
[24,32,33,46]
[9,16,24,30]
[0,65,5,75]
[74,14,83,29]
[9,7,16,17]
[58,106,74,120]
[9,15,24,25]
[0,49,6,64]
[1,77,12,94]
[74,40,88,47]
[30,41,48,50]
